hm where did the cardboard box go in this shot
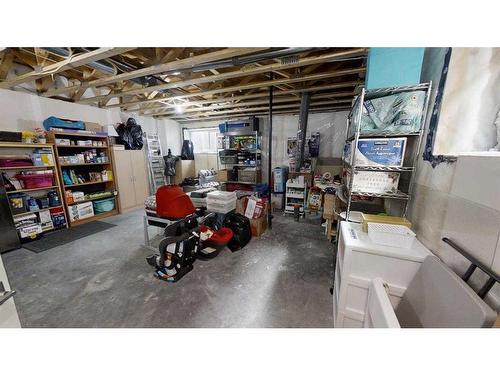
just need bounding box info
[217,169,230,183]
[250,214,267,237]
[323,193,336,219]
[346,170,400,194]
[344,138,407,167]
[173,160,196,184]
[85,122,104,133]
[68,201,94,222]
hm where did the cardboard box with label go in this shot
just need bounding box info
[85,122,104,133]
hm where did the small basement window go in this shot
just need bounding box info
[431,48,500,156]
[183,127,219,154]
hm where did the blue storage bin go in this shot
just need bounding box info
[93,198,115,213]
[218,122,247,133]
[43,116,85,131]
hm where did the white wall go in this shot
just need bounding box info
[182,111,349,183]
[0,88,182,155]
[409,48,500,310]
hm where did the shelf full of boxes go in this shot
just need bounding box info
[341,83,432,221]
[47,129,118,226]
[0,142,68,241]
[217,127,262,190]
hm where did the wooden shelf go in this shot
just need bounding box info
[0,142,54,148]
[64,180,113,188]
[224,181,256,185]
[6,185,59,194]
[0,165,55,170]
[60,162,110,167]
[12,205,64,217]
[67,195,115,206]
[56,145,108,149]
[69,209,118,226]
[50,131,108,139]
[48,129,118,227]
[1,142,69,237]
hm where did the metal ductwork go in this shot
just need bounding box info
[41,47,116,75]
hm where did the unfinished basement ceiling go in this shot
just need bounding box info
[0,47,367,122]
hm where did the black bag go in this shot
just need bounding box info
[223,212,251,251]
[116,118,144,150]
[181,140,194,160]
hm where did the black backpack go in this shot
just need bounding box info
[223,212,251,251]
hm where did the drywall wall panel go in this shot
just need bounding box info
[183,111,349,183]
[0,88,181,155]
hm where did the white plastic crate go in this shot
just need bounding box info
[367,222,416,249]
[206,190,236,203]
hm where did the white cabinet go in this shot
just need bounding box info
[113,149,150,212]
[0,256,20,328]
[333,221,432,328]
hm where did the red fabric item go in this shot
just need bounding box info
[201,226,233,245]
[156,185,196,219]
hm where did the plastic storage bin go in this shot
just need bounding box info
[361,213,411,232]
[238,168,257,183]
[93,198,115,213]
[367,222,416,249]
[207,190,237,213]
[16,172,54,189]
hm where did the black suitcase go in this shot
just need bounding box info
[223,212,251,251]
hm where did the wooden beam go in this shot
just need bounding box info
[143,92,354,116]
[168,105,352,121]
[0,47,135,89]
[162,99,350,118]
[0,50,14,81]
[119,81,360,111]
[77,48,367,103]
[42,47,269,98]
[151,68,365,101]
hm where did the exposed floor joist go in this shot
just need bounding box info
[40,47,270,98]
[76,48,367,104]
[2,47,366,120]
[0,48,135,89]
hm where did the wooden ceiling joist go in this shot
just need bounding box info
[41,47,269,98]
[118,82,360,112]
[173,105,353,122]
[0,47,135,89]
[169,105,351,122]
[77,48,367,104]
[159,99,352,119]
[143,93,354,117]
[116,69,364,113]
[2,47,366,119]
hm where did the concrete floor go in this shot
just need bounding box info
[2,209,334,328]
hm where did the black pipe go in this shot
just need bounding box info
[268,73,274,229]
[296,92,311,171]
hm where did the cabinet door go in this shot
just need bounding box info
[130,151,150,206]
[113,150,136,210]
[0,255,20,327]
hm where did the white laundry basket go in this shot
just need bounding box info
[367,222,416,249]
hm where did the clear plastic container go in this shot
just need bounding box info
[367,222,416,249]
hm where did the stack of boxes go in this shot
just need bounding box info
[344,138,407,193]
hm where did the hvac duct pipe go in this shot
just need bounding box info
[296,93,311,172]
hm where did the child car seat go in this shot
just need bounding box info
[197,225,233,260]
[223,212,252,251]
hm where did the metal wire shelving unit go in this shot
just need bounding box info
[342,82,433,220]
